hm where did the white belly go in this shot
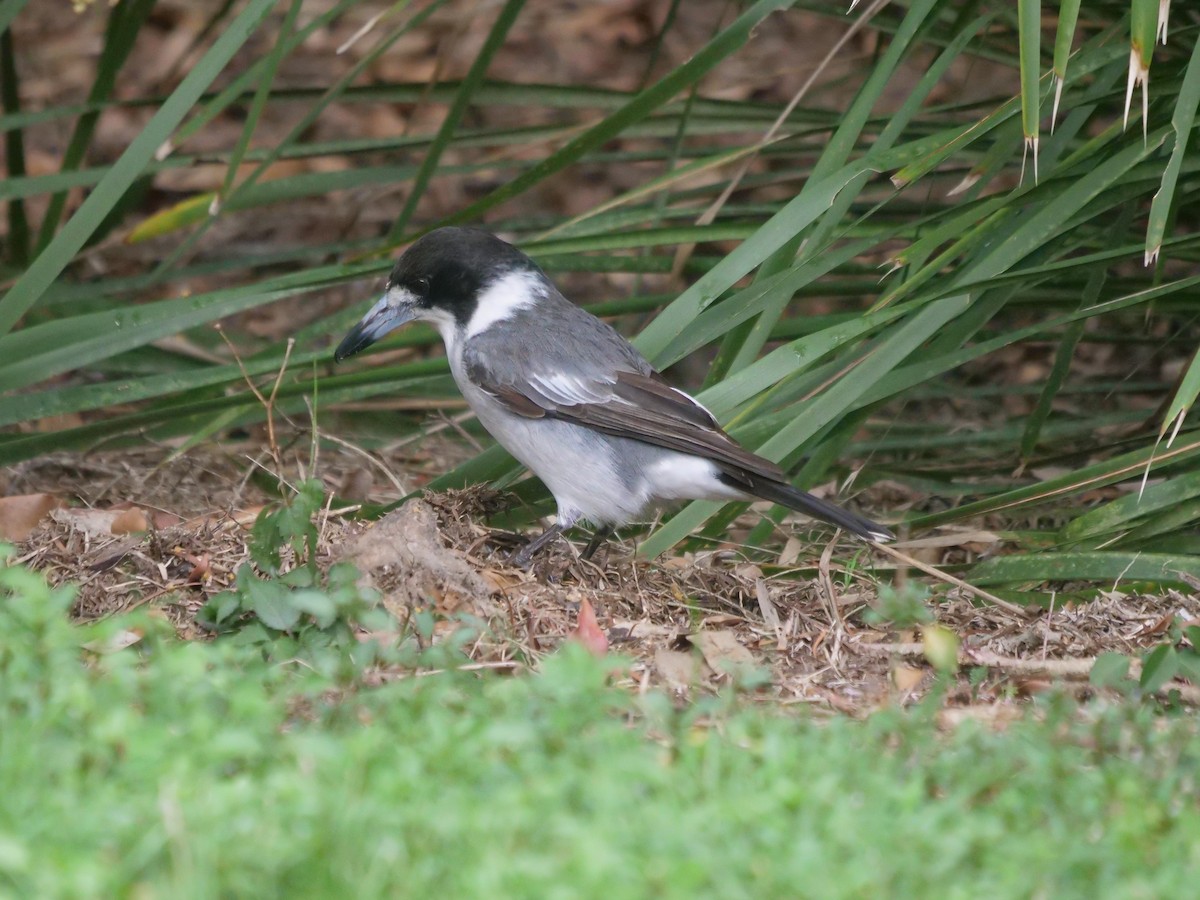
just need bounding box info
[456,378,642,525]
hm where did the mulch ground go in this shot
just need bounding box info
[11,443,1199,712]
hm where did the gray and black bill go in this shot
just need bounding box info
[334,289,417,362]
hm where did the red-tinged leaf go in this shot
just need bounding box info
[572,597,608,657]
[110,507,150,535]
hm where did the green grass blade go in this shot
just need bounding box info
[757,296,971,464]
[970,552,1200,587]
[1062,470,1200,543]
[145,0,448,278]
[33,0,156,252]
[723,0,947,374]
[638,295,969,557]
[911,432,1200,529]
[697,304,910,419]
[635,162,864,362]
[1017,0,1041,179]
[657,238,878,369]
[1050,0,1082,126]
[0,0,277,336]
[1020,265,1107,458]
[0,0,31,36]
[891,37,1124,189]
[417,0,795,240]
[1126,0,1158,134]
[215,0,305,209]
[388,0,526,239]
[0,25,28,265]
[1158,346,1200,442]
[164,0,363,155]
[0,260,382,393]
[536,141,776,240]
[953,130,1167,285]
[1144,34,1200,266]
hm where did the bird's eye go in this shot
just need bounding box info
[413,276,432,294]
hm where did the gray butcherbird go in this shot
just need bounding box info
[336,227,893,565]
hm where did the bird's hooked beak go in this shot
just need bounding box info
[334,285,418,362]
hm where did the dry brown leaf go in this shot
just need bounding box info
[1013,678,1054,696]
[613,618,675,640]
[152,510,184,529]
[734,563,764,582]
[654,648,696,691]
[435,588,474,615]
[478,567,520,592]
[339,467,375,501]
[178,550,211,585]
[82,628,144,654]
[690,630,757,677]
[29,412,85,432]
[777,536,804,567]
[755,578,782,632]
[340,500,497,621]
[895,530,1001,550]
[892,665,926,692]
[698,614,744,628]
[51,507,123,540]
[0,493,65,541]
[937,705,1024,729]
[181,507,265,530]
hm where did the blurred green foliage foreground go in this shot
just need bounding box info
[1,550,1198,897]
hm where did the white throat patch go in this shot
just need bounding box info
[464,270,543,339]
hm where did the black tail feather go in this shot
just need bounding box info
[719,472,894,543]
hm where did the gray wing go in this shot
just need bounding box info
[462,303,786,482]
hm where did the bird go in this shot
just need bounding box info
[335,227,893,566]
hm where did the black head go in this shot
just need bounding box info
[388,227,535,322]
[334,227,538,362]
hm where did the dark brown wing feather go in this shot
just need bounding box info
[475,366,787,483]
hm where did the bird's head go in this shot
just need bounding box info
[334,227,540,361]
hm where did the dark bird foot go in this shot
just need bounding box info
[509,523,565,568]
[580,526,615,562]
[509,524,616,568]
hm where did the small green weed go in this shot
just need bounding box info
[1089,621,1200,706]
[864,582,933,628]
[197,478,391,674]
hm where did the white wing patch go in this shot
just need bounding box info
[529,371,615,406]
[671,386,717,424]
[464,270,544,339]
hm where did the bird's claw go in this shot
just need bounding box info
[509,547,535,569]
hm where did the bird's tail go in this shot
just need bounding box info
[724,472,894,543]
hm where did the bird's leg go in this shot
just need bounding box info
[580,525,615,561]
[511,522,565,568]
